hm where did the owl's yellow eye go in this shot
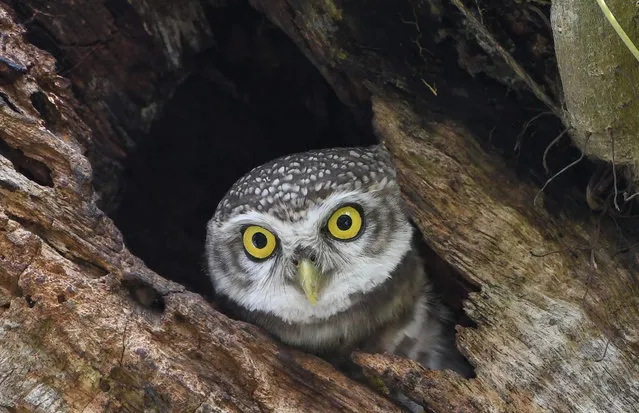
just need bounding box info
[242,225,277,260]
[327,205,364,240]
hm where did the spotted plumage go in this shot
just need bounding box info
[214,147,396,222]
[205,145,471,379]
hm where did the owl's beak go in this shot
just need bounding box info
[297,258,320,306]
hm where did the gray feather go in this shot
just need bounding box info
[205,145,471,381]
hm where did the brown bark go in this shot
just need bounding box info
[0,2,398,412]
[370,94,639,412]
[1,0,638,412]
[3,0,216,211]
[248,0,639,411]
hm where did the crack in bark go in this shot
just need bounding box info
[119,315,131,367]
[0,140,52,187]
[4,213,110,278]
[79,392,98,413]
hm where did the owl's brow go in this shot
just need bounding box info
[221,187,393,237]
[222,211,281,231]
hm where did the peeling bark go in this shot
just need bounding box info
[6,0,216,210]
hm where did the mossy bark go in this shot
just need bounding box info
[551,0,639,167]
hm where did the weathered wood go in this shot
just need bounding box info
[353,352,522,413]
[373,94,639,412]
[0,4,400,412]
[248,0,639,411]
[5,0,216,211]
[1,0,638,411]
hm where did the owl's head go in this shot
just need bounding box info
[205,146,414,323]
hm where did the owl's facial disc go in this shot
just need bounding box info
[207,187,414,323]
[239,203,368,306]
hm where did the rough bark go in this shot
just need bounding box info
[0,3,399,412]
[249,0,639,411]
[370,93,639,412]
[1,0,638,413]
[5,0,216,211]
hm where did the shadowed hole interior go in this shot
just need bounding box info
[109,0,474,337]
[0,139,53,187]
[111,3,377,299]
[120,276,166,313]
[30,91,62,132]
[25,295,36,308]
[0,92,21,113]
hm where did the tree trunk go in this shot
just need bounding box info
[552,0,639,169]
[0,2,398,412]
[1,1,638,412]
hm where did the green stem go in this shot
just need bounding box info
[595,0,639,62]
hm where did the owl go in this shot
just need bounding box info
[205,145,471,378]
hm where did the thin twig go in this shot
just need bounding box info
[449,0,563,118]
[514,111,553,152]
[542,128,569,174]
[527,5,552,32]
[623,191,639,202]
[474,0,484,24]
[595,0,639,62]
[607,127,621,211]
[581,211,603,303]
[534,146,586,207]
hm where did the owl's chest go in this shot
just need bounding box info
[264,267,427,356]
[280,300,399,353]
